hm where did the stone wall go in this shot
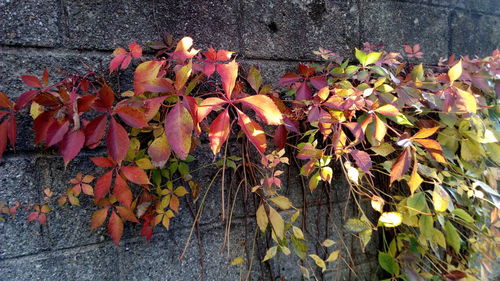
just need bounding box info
[0,1,498,280]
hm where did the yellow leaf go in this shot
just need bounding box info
[370,142,395,157]
[269,206,285,239]
[262,246,277,262]
[309,254,326,272]
[322,239,336,247]
[408,164,423,195]
[174,186,188,197]
[230,257,245,265]
[455,87,477,113]
[30,102,43,119]
[269,196,292,210]
[325,250,340,262]
[448,60,462,83]
[292,226,304,240]
[432,185,450,212]
[371,196,385,213]
[379,212,403,227]
[256,204,268,232]
[135,158,154,170]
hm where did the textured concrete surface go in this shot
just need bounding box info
[1,0,498,280]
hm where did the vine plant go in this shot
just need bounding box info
[0,36,499,280]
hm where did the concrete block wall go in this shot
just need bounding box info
[0,1,498,280]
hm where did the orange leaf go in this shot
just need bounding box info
[108,210,123,245]
[170,195,180,213]
[238,95,283,125]
[217,60,238,99]
[411,127,440,139]
[91,208,109,230]
[197,97,227,122]
[209,108,231,154]
[114,105,148,128]
[106,117,130,164]
[171,37,199,62]
[164,103,193,159]
[134,61,173,95]
[390,148,412,185]
[148,133,171,168]
[115,205,139,223]
[236,109,266,154]
[114,174,134,208]
[413,139,447,164]
[120,166,150,185]
[408,157,423,194]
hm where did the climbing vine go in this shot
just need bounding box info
[0,36,498,280]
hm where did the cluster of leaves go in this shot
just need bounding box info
[0,35,499,280]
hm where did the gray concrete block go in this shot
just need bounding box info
[0,0,60,47]
[63,0,240,51]
[0,244,120,281]
[450,11,500,57]
[360,0,450,63]
[0,156,51,259]
[241,0,359,60]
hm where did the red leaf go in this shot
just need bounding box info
[59,129,85,166]
[236,108,266,154]
[148,133,171,168]
[0,121,8,158]
[33,92,61,107]
[46,121,70,147]
[7,115,16,147]
[14,90,38,110]
[91,208,109,230]
[0,92,12,108]
[197,97,227,122]
[309,76,327,90]
[143,96,167,121]
[115,205,139,223]
[108,210,123,245]
[209,108,231,154]
[38,213,47,225]
[296,82,312,100]
[27,212,39,222]
[91,157,115,168]
[42,69,49,87]
[278,73,302,85]
[216,60,238,99]
[390,148,412,185]
[106,117,130,164]
[21,75,42,88]
[95,170,113,201]
[129,42,142,58]
[110,52,127,73]
[274,125,287,151]
[164,103,193,159]
[94,84,115,110]
[114,105,148,128]
[120,55,132,70]
[413,139,447,164]
[238,95,283,125]
[85,115,107,148]
[120,166,150,185]
[343,122,365,143]
[77,95,96,113]
[350,150,372,172]
[34,112,54,144]
[114,174,133,208]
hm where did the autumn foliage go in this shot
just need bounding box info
[0,36,499,280]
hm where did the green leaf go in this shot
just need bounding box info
[419,215,434,240]
[291,235,307,260]
[355,48,382,67]
[345,218,370,233]
[407,192,428,216]
[378,252,400,275]
[445,220,461,253]
[452,209,474,223]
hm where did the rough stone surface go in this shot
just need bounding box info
[450,11,500,57]
[63,0,240,51]
[0,0,498,280]
[241,0,359,60]
[0,0,60,47]
[360,0,449,63]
